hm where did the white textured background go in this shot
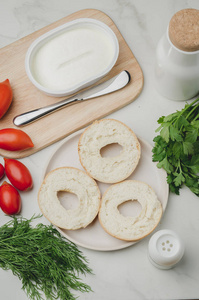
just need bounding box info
[0,1,199,299]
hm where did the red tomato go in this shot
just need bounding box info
[0,163,5,180]
[0,79,13,119]
[0,128,34,151]
[4,158,33,191]
[0,181,21,215]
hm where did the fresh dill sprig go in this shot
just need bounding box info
[0,215,93,300]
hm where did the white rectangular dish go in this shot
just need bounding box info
[25,18,119,97]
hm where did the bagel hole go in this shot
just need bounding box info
[118,200,142,218]
[57,191,79,210]
[100,143,123,157]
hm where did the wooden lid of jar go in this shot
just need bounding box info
[169,9,199,52]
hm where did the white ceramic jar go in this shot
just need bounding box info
[155,9,199,101]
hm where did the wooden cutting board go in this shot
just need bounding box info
[0,9,143,158]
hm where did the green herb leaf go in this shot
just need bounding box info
[184,154,199,173]
[157,157,173,174]
[164,111,179,122]
[185,128,198,143]
[170,125,183,142]
[175,115,189,129]
[173,172,185,187]
[157,116,165,124]
[0,215,93,300]
[191,120,199,129]
[172,142,183,159]
[152,98,199,196]
[183,142,194,155]
[160,125,170,143]
[193,141,199,154]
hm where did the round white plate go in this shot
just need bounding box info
[43,129,169,251]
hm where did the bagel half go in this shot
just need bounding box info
[78,119,141,183]
[99,180,162,241]
[38,167,101,230]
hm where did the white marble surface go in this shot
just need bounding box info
[0,1,199,299]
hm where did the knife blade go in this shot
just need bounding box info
[13,70,131,126]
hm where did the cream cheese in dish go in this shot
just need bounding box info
[32,26,115,91]
[26,19,119,96]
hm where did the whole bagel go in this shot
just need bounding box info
[78,119,141,183]
[38,167,101,230]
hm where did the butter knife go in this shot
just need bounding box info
[13,71,130,126]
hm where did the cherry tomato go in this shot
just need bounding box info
[0,181,21,215]
[0,128,34,151]
[0,163,5,180]
[0,79,13,119]
[4,158,33,191]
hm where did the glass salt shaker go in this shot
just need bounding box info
[155,8,199,101]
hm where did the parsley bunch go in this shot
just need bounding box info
[152,98,199,196]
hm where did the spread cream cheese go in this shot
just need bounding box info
[32,25,116,91]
